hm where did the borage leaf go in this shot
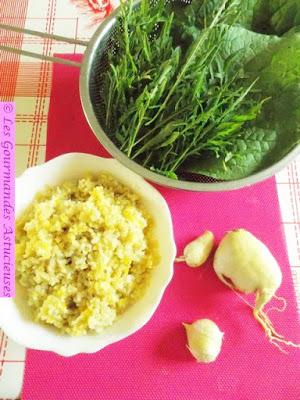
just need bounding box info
[184,128,277,180]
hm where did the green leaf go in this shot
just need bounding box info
[186,27,300,180]
[184,128,277,180]
[158,131,181,148]
[174,0,260,39]
[246,28,300,89]
[234,0,259,28]
[219,25,279,66]
[149,167,178,180]
[102,0,300,182]
[182,0,300,37]
[253,0,300,36]
[133,121,182,155]
[246,29,300,161]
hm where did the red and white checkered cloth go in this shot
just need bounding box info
[0,0,299,398]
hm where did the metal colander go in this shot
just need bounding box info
[1,2,299,192]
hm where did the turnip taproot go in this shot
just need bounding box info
[183,319,223,363]
[176,231,214,267]
[213,229,300,350]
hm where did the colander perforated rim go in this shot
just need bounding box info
[79,1,300,192]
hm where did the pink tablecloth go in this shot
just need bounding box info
[22,55,300,400]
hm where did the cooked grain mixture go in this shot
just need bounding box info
[16,174,157,335]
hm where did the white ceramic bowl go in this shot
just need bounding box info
[0,153,176,356]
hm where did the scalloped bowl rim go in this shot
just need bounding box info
[0,153,176,356]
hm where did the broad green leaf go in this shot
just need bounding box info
[185,128,277,180]
[246,29,300,161]
[184,27,300,180]
[219,26,279,64]
[253,0,300,36]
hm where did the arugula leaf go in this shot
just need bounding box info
[184,128,277,180]
[173,0,258,42]
[181,0,300,37]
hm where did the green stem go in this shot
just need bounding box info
[122,0,137,74]
[131,109,189,158]
[145,0,230,126]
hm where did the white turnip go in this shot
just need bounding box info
[213,229,299,350]
[176,231,214,267]
[183,319,223,363]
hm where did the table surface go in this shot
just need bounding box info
[0,0,299,398]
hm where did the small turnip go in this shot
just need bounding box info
[176,231,214,267]
[213,229,300,350]
[183,319,223,363]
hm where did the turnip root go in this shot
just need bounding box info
[176,231,214,267]
[213,229,300,350]
[183,319,223,363]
